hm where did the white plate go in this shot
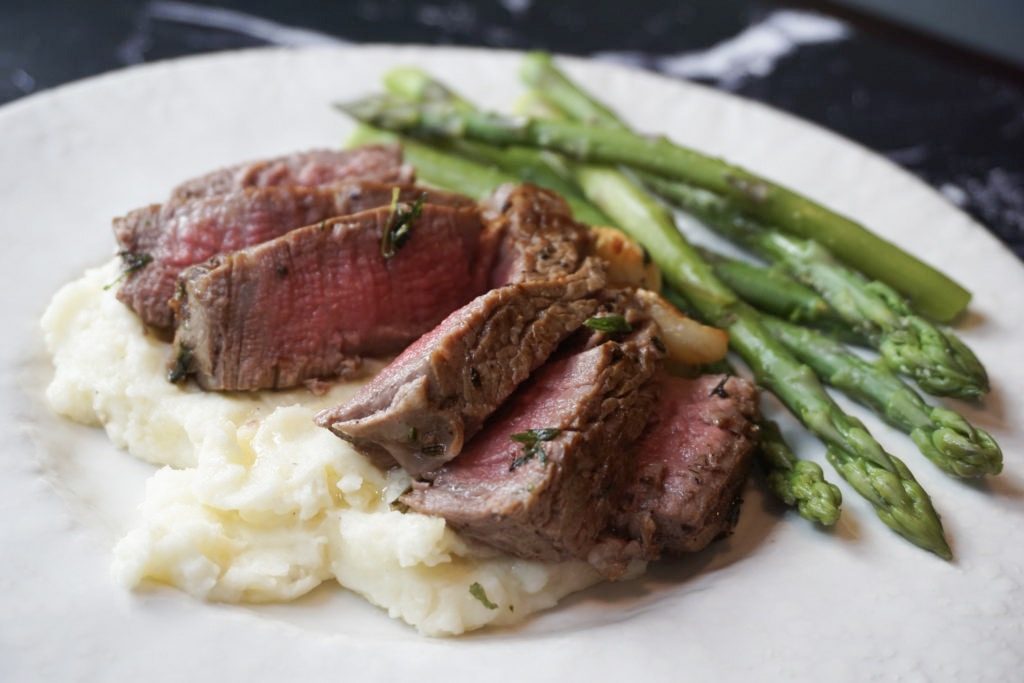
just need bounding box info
[2,46,1022,682]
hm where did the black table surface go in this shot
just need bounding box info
[3,0,1022,259]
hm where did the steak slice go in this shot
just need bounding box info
[402,317,664,579]
[615,374,760,557]
[115,184,471,330]
[315,264,607,477]
[483,184,591,287]
[170,203,490,391]
[170,146,410,201]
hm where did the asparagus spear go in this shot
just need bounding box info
[645,177,988,399]
[350,124,608,226]
[696,247,838,327]
[759,421,843,526]
[339,88,970,323]
[349,124,516,198]
[520,52,624,128]
[826,446,950,558]
[381,67,613,226]
[763,316,1002,478]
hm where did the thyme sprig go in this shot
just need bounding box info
[509,428,561,471]
[103,251,153,290]
[380,188,427,259]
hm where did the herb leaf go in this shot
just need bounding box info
[583,314,632,334]
[380,188,427,259]
[509,428,560,471]
[469,582,498,610]
[103,251,153,290]
[510,428,561,445]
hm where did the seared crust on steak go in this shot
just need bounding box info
[170,146,410,201]
[315,264,607,477]
[483,184,592,287]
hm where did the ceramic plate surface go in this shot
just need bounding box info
[1,46,1022,682]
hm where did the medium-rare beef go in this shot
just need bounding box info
[170,146,410,201]
[315,264,607,477]
[615,374,759,557]
[402,316,664,579]
[115,184,472,329]
[483,184,591,286]
[170,203,491,391]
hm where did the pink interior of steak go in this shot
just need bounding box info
[173,204,493,390]
[428,349,601,487]
[115,183,471,330]
[617,373,759,556]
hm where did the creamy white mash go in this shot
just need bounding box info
[42,261,613,635]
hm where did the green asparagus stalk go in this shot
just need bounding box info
[826,446,950,557]
[696,247,836,326]
[759,421,843,526]
[381,67,613,226]
[349,124,516,198]
[339,86,971,323]
[350,124,608,225]
[763,316,1002,478]
[520,52,625,128]
[645,177,988,399]
[513,80,850,334]
[384,65,476,111]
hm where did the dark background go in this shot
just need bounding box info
[2,0,1022,258]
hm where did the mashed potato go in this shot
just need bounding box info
[42,262,615,635]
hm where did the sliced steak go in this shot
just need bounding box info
[402,316,664,579]
[483,183,591,286]
[114,183,471,330]
[170,203,490,391]
[315,264,607,477]
[615,374,760,557]
[170,146,409,201]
